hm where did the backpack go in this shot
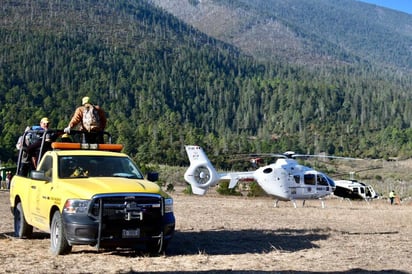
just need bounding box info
[16,126,44,149]
[83,105,101,132]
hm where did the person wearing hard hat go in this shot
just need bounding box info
[27,117,54,168]
[64,96,107,143]
[60,133,72,142]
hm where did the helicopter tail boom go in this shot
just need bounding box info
[184,146,257,195]
[224,172,256,189]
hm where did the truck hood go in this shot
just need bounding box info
[59,177,164,199]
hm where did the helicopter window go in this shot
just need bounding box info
[317,175,329,186]
[263,168,273,174]
[304,174,316,185]
[293,175,300,184]
[366,187,372,197]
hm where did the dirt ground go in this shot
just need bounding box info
[0,189,411,274]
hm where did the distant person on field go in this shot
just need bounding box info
[64,96,107,143]
[389,190,395,205]
[6,171,13,189]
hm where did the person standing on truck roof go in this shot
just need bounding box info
[64,96,107,144]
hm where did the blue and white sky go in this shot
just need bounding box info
[358,0,412,15]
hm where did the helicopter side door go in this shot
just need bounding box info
[302,173,316,198]
[287,173,316,199]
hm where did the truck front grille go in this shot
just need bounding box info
[88,194,164,242]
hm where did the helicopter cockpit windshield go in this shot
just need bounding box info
[323,174,336,188]
[317,174,330,186]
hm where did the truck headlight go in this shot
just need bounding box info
[164,198,173,213]
[64,199,90,214]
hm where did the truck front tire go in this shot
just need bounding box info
[146,237,168,255]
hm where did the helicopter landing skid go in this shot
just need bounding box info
[274,198,326,208]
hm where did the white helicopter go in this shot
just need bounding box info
[334,179,378,200]
[184,145,337,208]
[333,169,379,201]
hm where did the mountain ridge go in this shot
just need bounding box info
[1,0,412,166]
[151,0,412,71]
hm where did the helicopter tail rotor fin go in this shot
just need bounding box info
[229,176,239,189]
[184,145,220,195]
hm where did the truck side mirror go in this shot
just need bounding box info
[31,171,49,182]
[147,172,159,182]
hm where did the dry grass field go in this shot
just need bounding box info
[0,189,411,274]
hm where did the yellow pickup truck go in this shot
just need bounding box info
[10,130,175,255]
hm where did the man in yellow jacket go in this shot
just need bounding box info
[389,190,395,205]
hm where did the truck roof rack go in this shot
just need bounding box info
[16,129,116,176]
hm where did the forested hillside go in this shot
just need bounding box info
[152,0,412,71]
[1,0,412,168]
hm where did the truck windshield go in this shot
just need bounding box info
[58,156,144,179]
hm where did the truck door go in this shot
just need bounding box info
[30,155,54,230]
